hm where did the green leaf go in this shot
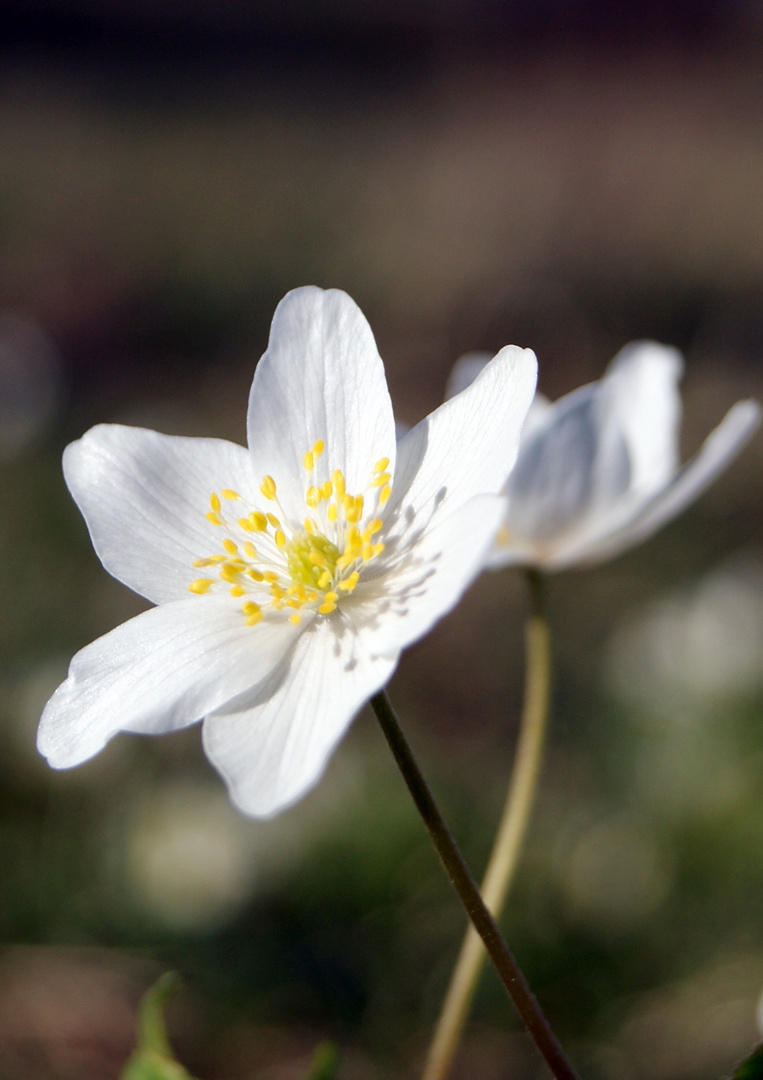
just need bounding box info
[732,1043,763,1079]
[119,972,198,1080]
[303,1041,340,1080]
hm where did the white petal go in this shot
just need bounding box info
[602,341,683,497]
[446,353,551,440]
[64,425,259,604]
[38,597,301,768]
[444,351,493,399]
[504,380,630,545]
[246,287,396,521]
[391,345,536,530]
[203,619,397,818]
[346,493,506,657]
[558,399,761,567]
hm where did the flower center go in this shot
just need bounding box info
[187,441,392,627]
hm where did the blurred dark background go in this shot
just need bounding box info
[0,2,762,1078]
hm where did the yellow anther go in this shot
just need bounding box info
[189,578,214,594]
[251,512,268,531]
[321,481,333,499]
[372,472,391,487]
[362,542,373,561]
[238,518,255,532]
[248,568,264,581]
[346,525,361,546]
[345,502,361,523]
[306,486,320,508]
[290,613,302,625]
[206,512,222,526]
[309,549,329,569]
[327,503,338,523]
[209,555,226,563]
[318,570,332,589]
[304,517,316,534]
[303,451,315,471]
[372,542,385,556]
[192,557,212,567]
[210,493,221,512]
[223,538,238,555]
[313,439,325,456]
[318,599,337,615]
[263,572,278,583]
[246,611,263,626]
[275,529,286,549]
[270,584,285,600]
[222,489,240,500]
[267,513,281,528]
[243,541,257,559]
[219,564,241,583]
[332,470,346,498]
[373,457,390,474]
[338,571,359,592]
[335,552,353,571]
[260,475,277,500]
[368,518,383,535]
[379,483,391,505]
[243,601,261,616]
[230,585,245,597]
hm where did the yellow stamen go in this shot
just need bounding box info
[304,517,316,534]
[321,480,332,499]
[192,557,212,567]
[290,613,302,625]
[243,601,261,616]
[267,513,280,528]
[210,493,221,512]
[246,611,263,626]
[230,585,245,597]
[303,451,315,471]
[327,503,338,523]
[189,578,214,594]
[222,489,240,500]
[223,538,238,555]
[373,457,390,474]
[238,518,256,532]
[379,483,391,505]
[219,564,241,583]
[260,475,277,500]
[275,529,286,548]
[206,512,222,526]
[248,568,264,581]
[313,439,325,456]
[251,512,268,531]
[332,470,346,498]
[318,570,332,589]
[306,485,320,508]
[372,472,391,487]
[338,571,359,592]
[243,541,257,559]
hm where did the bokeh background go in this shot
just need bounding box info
[1,2,762,1078]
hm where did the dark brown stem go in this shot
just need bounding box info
[370,688,580,1080]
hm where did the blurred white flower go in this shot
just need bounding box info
[447,343,760,570]
[607,553,763,712]
[38,287,537,817]
[127,783,259,931]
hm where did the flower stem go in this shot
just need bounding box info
[370,681,576,1080]
[421,568,551,1080]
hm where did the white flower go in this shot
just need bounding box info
[447,343,760,571]
[38,287,537,817]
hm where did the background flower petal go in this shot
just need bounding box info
[557,399,761,567]
[346,493,506,657]
[390,344,536,533]
[64,424,259,604]
[202,619,397,818]
[246,287,396,521]
[602,341,683,498]
[38,597,301,768]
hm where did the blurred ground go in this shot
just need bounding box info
[0,3,762,1078]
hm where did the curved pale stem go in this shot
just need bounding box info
[370,677,577,1080]
[422,569,551,1080]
